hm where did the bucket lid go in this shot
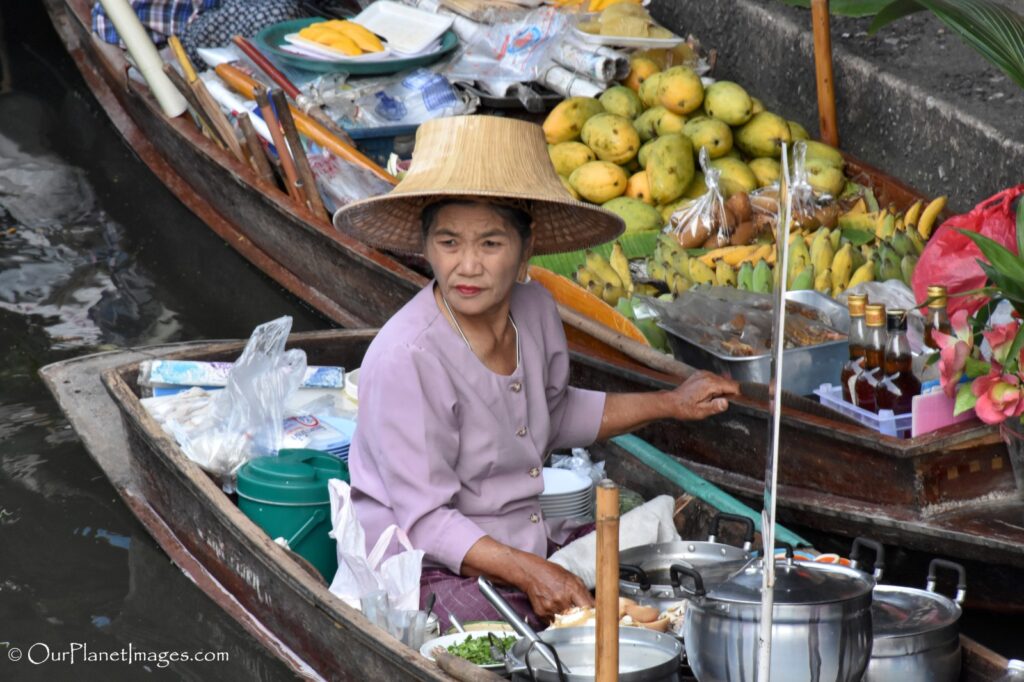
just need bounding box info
[872,584,961,638]
[237,449,348,504]
[707,558,874,605]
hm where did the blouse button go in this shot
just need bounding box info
[510,381,522,393]
[516,427,528,437]
[529,467,540,478]
[530,513,540,523]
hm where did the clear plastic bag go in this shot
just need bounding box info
[307,145,395,213]
[550,447,606,485]
[323,68,477,129]
[667,148,729,249]
[142,317,307,488]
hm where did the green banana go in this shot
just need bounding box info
[907,230,926,255]
[900,254,918,285]
[752,260,773,293]
[890,230,914,257]
[879,246,902,281]
[737,261,754,291]
[850,247,866,273]
[829,228,842,252]
[791,266,814,291]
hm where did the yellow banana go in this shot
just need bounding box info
[670,250,691,280]
[918,196,947,240]
[585,250,622,288]
[715,260,737,287]
[809,229,834,275]
[848,261,875,289]
[647,259,668,283]
[671,274,692,296]
[689,259,716,285]
[903,200,923,229]
[698,244,760,268]
[609,242,634,295]
[602,282,626,306]
[814,267,832,294]
[575,266,593,288]
[830,243,854,295]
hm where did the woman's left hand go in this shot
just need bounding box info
[665,371,740,421]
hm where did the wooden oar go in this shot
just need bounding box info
[811,0,840,147]
[214,63,396,185]
[255,85,304,207]
[271,88,328,217]
[237,114,276,188]
[161,63,225,148]
[595,480,619,682]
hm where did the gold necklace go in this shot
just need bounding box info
[440,291,520,366]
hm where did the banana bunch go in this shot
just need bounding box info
[648,233,777,294]
[298,20,384,56]
[575,242,639,306]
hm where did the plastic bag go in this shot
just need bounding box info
[307,145,394,213]
[325,68,476,129]
[911,185,1024,317]
[550,447,606,485]
[667,148,729,249]
[142,317,306,487]
[328,479,424,611]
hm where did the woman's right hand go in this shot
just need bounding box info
[518,554,593,620]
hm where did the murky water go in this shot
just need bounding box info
[0,3,322,679]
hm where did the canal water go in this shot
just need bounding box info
[0,2,1021,681]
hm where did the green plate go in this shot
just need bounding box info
[254,18,459,75]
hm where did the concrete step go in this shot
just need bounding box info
[652,0,1024,211]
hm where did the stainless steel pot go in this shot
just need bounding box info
[619,513,754,611]
[505,626,683,682]
[863,559,966,682]
[678,546,875,682]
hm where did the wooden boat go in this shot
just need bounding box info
[43,0,1024,612]
[40,332,1013,680]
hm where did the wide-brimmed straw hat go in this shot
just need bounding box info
[332,115,624,255]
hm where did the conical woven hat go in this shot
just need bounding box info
[332,115,625,255]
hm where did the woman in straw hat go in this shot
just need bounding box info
[333,116,738,629]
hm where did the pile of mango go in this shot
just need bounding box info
[297,20,384,56]
[543,55,848,235]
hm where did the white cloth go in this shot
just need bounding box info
[548,495,680,589]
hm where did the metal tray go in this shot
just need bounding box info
[658,291,850,397]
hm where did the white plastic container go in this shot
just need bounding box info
[353,1,453,55]
[815,383,912,438]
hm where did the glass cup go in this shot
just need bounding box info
[387,609,429,650]
[360,590,390,630]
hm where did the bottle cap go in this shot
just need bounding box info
[927,285,948,309]
[848,294,868,317]
[865,304,886,327]
[886,308,908,332]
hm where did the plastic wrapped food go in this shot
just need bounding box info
[667,148,729,249]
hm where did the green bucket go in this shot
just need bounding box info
[237,449,349,580]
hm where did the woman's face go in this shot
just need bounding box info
[423,202,534,318]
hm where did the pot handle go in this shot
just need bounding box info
[927,559,967,605]
[620,563,652,592]
[849,537,886,580]
[524,640,568,682]
[708,512,756,550]
[670,563,706,598]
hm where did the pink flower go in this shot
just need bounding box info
[932,310,974,399]
[972,371,1024,425]
[984,321,1021,366]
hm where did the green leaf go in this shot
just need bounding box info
[963,229,1024,284]
[954,381,978,416]
[965,356,992,378]
[841,227,876,246]
[872,0,1024,90]
[864,188,880,214]
[869,0,928,32]
[1005,323,1024,373]
[1016,195,1024,258]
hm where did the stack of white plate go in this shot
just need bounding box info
[540,468,595,520]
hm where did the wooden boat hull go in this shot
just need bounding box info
[40,332,1011,680]
[44,0,1024,612]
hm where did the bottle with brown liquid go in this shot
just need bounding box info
[876,309,921,414]
[841,294,869,403]
[854,304,887,412]
[923,285,952,350]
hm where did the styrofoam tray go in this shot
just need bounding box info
[572,26,683,49]
[284,34,394,62]
[354,1,453,55]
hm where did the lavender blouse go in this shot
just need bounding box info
[349,281,607,574]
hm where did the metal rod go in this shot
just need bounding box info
[270,88,327,217]
[476,577,565,673]
[595,480,620,682]
[811,0,840,146]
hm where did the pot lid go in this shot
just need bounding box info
[707,559,873,605]
[872,585,961,638]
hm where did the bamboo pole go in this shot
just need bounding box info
[162,63,225,148]
[595,480,620,682]
[811,0,840,147]
[214,63,396,185]
[271,88,328,217]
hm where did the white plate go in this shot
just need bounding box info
[284,34,395,62]
[354,1,453,56]
[420,630,518,670]
[572,26,683,49]
[541,468,592,495]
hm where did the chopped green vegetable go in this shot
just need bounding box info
[446,634,517,665]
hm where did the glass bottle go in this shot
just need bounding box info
[841,294,869,404]
[876,309,921,414]
[923,285,952,350]
[854,304,887,412]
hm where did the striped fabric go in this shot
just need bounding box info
[91,0,220,46]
